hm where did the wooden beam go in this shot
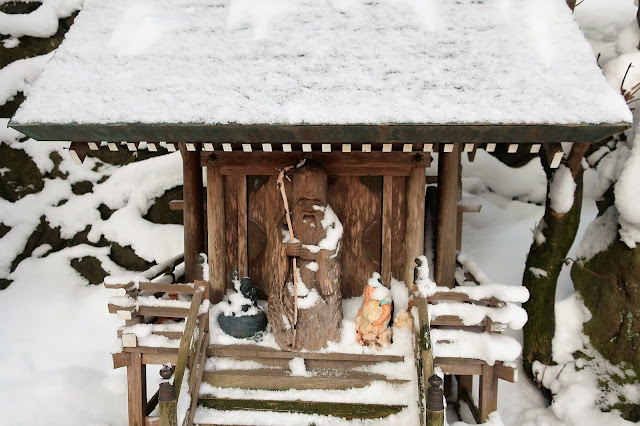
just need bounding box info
[403,168,426,287]
[381,176,393,285]
[113,352,132,369]
[207,166,226,303]
[181,145,204,283]
[127,352,146,426]
[12,123,629,144]
[479,362,498,422]
[108,304,191,318]
[237,176,248,278]
[201,151,430,175]
[435,143,459,288]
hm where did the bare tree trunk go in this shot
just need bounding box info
[522,144,589,385]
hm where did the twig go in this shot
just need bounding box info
[575,0,585,7]
[620,63,633,95]
[563,257,613,280]
[555,364,567,380]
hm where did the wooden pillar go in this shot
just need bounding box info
[456,150,463,251]
[381,176,393,285]
[237,176,249,278]
[479,363,499,422]
[181,145,204,283]
[404,167,426,287]
[127,352,146,426]
[207,166,226,303]
[435,143,459,288]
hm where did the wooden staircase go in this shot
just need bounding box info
[194,345,409,423]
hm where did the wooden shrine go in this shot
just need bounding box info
[8,0,632,424]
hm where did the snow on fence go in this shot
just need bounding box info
[104,254,210,426]
[413,253,529,423]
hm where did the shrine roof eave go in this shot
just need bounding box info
[8,122,631,145]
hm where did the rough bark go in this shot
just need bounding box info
[522,144,589,384]
[571,179,640,422]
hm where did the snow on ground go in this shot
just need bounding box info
[2,0,640,425]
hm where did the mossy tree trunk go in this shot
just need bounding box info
[522,143,589,384]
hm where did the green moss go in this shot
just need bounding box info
[522,169,585,382]
[572,238,640,380]
[0,143,44,202]
[71,180,93,195]
[144,186,184,225]
[98,204,115,220]
[9,218,109,273]
[71,256,108,285]
[45,151,69,180]
[109,243,154,271]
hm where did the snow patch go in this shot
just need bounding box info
[549,165,576,214]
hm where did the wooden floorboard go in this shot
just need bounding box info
[197,397,407,419]
[203,369,408,391]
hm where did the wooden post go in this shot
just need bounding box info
[207,166,226,303]
[158,365,177,426]
[381,176,393,285]
[127,352,146,426]
[181,144,204,283]
[404,168,426,287]
[479,363,499,422]
[435,143,459,288]
[426,375,445,426]
[237,175,249,278]
[456,148,463,251]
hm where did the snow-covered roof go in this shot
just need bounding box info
[10,0,632,141]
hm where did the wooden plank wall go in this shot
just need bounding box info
[235,174,409,298]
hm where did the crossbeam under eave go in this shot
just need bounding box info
[9,122,630,144]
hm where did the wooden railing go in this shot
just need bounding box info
[413,258,444,426]
[158,286,209,426]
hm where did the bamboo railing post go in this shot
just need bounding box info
[159,365,177,426]
[426,375,445,426]
[414,258,435,426]
[173,287,204,397]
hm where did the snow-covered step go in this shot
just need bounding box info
[203,368,408,391]
[194,398,407,421]
[431,329,521,366]
[207,344,405,369]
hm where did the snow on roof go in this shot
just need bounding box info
[11,0,632,126]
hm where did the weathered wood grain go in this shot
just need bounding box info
[207,166,226,303]
[203,369,408,390]
[435,144,460,288]
[196,397,407,419]
[181,146,204,283]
